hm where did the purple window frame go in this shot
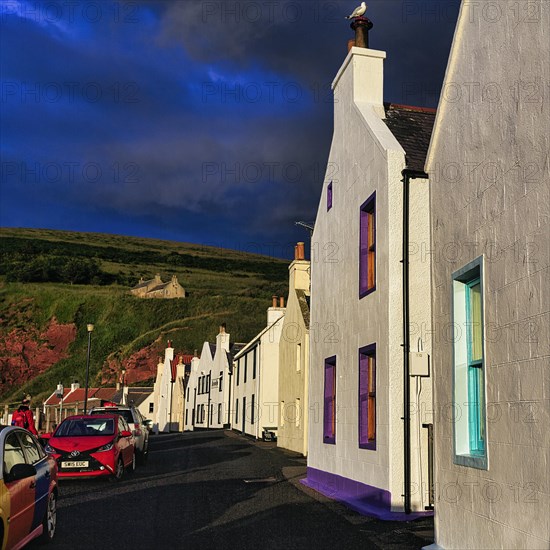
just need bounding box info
[359,191,376,298]
[327,182,333,211]
[323,356,336,444]
[358,344,376,450]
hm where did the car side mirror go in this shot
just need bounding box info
[9,463,36,481]
[143,420,153,430]
[120,430,132,438]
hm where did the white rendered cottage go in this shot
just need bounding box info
[424,1,549,548]
[232,298,285,438]
[277,242,311,456]
[304,26,436,518]
[184,326,243,431]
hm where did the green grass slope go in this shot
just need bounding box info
[0,228,289,404]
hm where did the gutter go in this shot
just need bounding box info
[227,366,232,429]
[192,387,197,429]
[401,168,428,515]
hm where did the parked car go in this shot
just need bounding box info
[89,405,149,464]
[1,425,58,548]
[44,414,135,481]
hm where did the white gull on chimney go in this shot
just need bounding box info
[345,2,367,19]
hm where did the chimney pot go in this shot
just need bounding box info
[194,349,198,357]
[350,17,373,49]
[280,296,285,308]
[167,340,172,348]
[219,323,226,334]
[272,295,278,308]
[296,242,305,261]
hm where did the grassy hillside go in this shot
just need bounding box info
[0,228,289,404]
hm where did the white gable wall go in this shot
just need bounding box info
[307,46,433,514]
[426,1,549,548]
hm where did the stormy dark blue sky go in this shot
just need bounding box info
[0,0,460,258]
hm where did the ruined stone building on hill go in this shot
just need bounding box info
[130,274,186,299]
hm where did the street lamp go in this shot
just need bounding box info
[56,382,64,425]
[83,323,94,413]
[121,369,126,405]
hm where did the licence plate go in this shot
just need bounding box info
[61,461,89,468]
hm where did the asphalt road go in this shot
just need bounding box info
[34,430,433,550]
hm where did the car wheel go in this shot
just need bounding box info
[110,457,124,482]
[40,491,57,544]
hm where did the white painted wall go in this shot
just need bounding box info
[426,1,549,548]
[307,46,433,513]
[136,392,155,423]
[184,355,201,431]
[278,259,310,456]
[183,329,234,431]
[192,342,215,429]
[154,345,174,433]
[232,306,284,438]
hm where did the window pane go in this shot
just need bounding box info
[20,432,42,464]
[324,360,336,443]
[359,350,376,447]
[469,282,482,362]
[360,197,375,295]
[4,433,27,477]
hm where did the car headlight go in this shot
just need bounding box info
[97,442,114,452]
[44,444,55,453]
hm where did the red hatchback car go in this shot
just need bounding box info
[44,414,135,480]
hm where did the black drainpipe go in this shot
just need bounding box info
[401,168,428,515]
[227,366,232,429]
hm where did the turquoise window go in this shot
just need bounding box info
[452,258,487,469]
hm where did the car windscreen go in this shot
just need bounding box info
[91,409,135,424]
[55,418,115,437]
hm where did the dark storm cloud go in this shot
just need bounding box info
[0,0,460,257]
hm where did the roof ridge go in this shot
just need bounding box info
[385,102,437,114]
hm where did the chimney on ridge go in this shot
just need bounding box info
[335,12,385,119]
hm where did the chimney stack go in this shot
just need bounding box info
[279,296,285,308]
[194,349,198,357]
[167,340,172,349]
[272,295,278,308]
[350,17,373,49]
[295,242,305,261]
[219,323,226,334]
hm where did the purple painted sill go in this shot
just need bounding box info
[300,467,433,521]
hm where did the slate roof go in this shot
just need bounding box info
[226,343,246,373]
[383,103,436,173]
[132,280,151,290]
[125,388,154,407]
[208,343,217,357]
[148,282,170,292]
